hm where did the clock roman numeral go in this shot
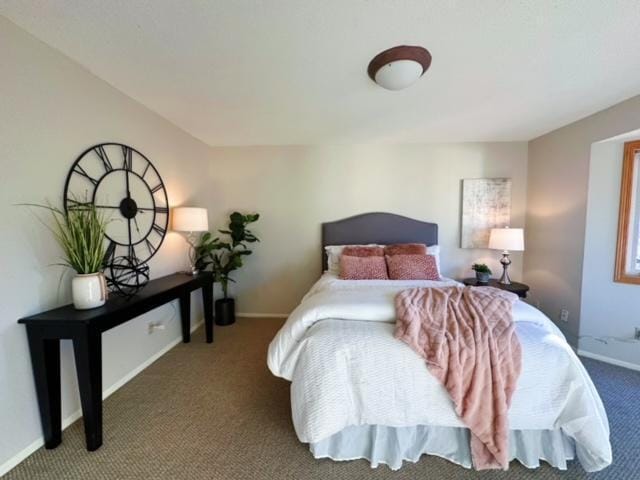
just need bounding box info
[145,238,157,256]
[122,146,133,171]
[103,241,116,265]
[141,162,151,179]
[66,198,88,210]
[155,206,168,214]
[73,164,98,185]
[150,184,163,194]
[152,223,166,237]
[94,146,113,172]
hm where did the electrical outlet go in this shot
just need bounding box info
[559,309,569,323]
[148,321,165,334]
[635,327,640,341]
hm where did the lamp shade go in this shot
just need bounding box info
[489,227,524,251]
[172,207,209,232]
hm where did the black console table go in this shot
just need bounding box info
[18,272,214,452]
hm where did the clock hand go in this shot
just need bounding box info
[125,163,131,198]
[133,216,141,234]
[127,218,132,249]
[96,205,153,212]
[94,204,120,210]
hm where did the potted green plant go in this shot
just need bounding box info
[196,212,260,325]
[471,263,492,284]
[471,263,491,283]
[26,202,109,309]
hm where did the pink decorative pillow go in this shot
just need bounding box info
[340,255,388,280]
[385,254,440,280]
[384,243,428,256]
[342,245,384,257]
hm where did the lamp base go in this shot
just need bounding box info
[178,268,199,276]
[498,252,512,285]
[184,232,199,276]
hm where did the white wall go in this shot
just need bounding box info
[579,137,640,368]
[0,18,213,473]
[207,143,528,314]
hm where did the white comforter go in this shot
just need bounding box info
[267,274,612,472]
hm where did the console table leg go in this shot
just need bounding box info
[202,282,214,343]
[72,328,103,451]
[26,328,61,449]
[179,292,191,343]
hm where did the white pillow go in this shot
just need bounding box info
[426,244,441,277]
[324,243,441,276]
[324,244,380,275]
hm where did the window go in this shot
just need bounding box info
[614,140,640,283]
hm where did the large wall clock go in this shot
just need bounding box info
[63,143,169,293]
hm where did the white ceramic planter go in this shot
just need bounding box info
[72,272,108,310]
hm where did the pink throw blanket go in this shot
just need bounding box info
[395,286,521,470]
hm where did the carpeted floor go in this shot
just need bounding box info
[4,318,639,479]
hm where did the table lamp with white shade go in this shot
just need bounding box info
[172,207,209,275]
[488,227,524,285]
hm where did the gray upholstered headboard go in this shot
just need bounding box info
[321,212,438,270]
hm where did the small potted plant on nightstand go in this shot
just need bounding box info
[196,212,260,326]
[471,263,492,284]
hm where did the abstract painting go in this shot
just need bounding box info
[461,178,512,248]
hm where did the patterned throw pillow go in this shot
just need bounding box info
[385,254,440,280]
[384,243,428,256]
[342,246,384,257]
[340,255,389,280]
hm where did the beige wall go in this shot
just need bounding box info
[0,18,212,473]
[525,94,640,343]
[207,143,528,314]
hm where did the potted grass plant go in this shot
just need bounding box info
[196,212,260,326]
[27,201,109,309]
[471,263,492,284]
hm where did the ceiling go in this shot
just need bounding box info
[3,1,640,146]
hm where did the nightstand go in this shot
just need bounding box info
[460,278,530,298]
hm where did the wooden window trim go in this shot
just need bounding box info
[614,140,640,284]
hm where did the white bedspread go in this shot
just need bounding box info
[267,274,612,472]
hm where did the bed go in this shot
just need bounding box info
[267,212,612,472]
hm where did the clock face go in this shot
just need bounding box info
[63,143,169,267]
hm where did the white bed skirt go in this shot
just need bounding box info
[309,425,576,471]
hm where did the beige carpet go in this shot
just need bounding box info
[4,318,618,479]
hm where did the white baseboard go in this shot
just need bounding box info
[0,409,86,478]
[578,348,640,372]
[237,312,289,319]
[0,320,203,477]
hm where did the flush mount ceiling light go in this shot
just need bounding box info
[367,45,432,91]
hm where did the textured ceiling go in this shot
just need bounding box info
[3,1,640,145]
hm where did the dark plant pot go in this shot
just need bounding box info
[215,298,236,326]
[475,272,491,284]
